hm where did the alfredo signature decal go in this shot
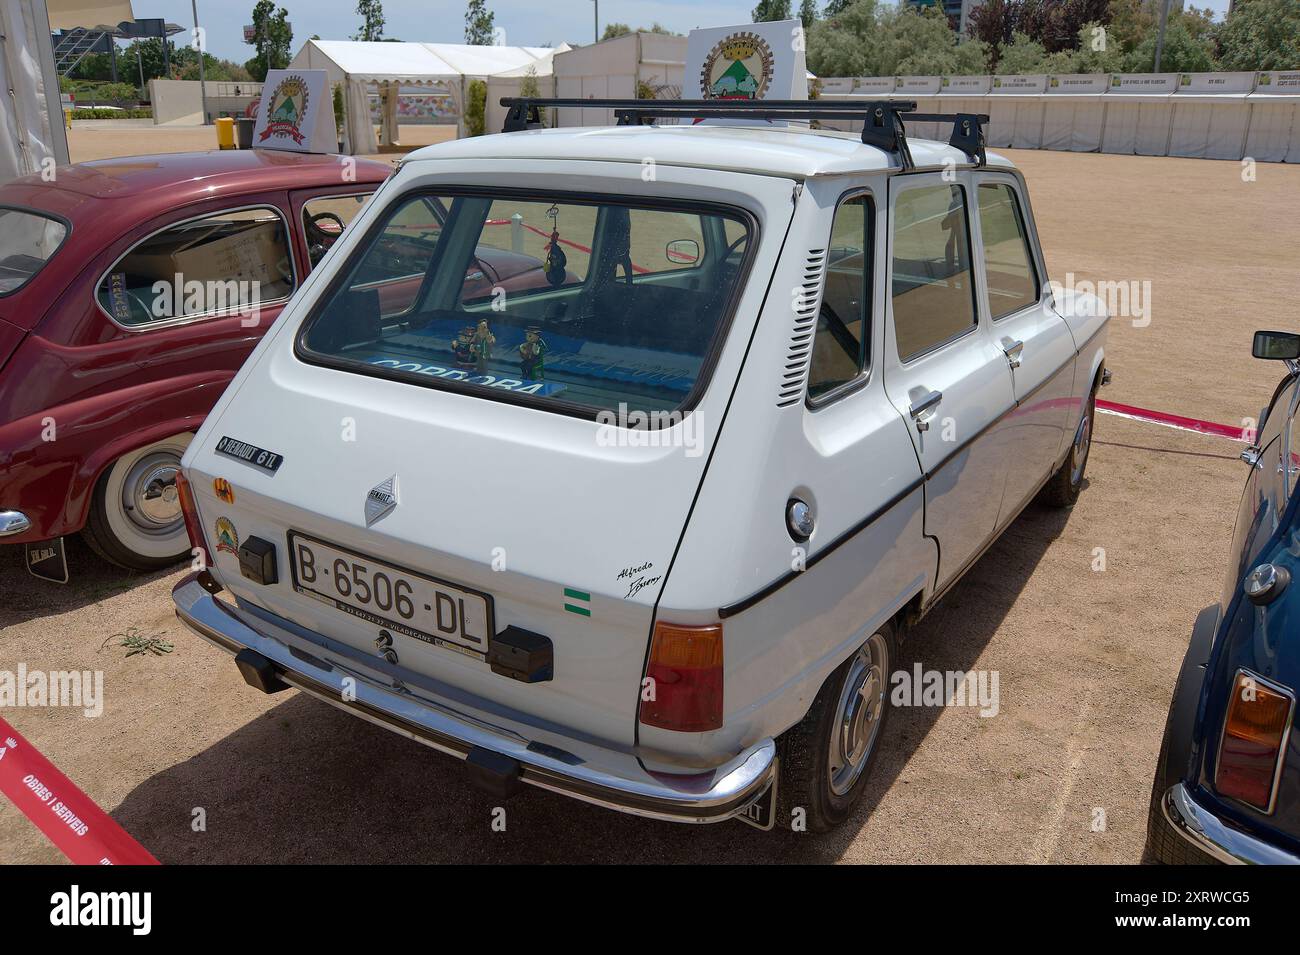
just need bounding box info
[617,561,662,600]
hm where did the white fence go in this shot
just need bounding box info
[819,71,1300,162]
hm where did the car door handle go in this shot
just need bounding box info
[1241,446,1262,467]
[909,390,943,431]
[1001,338,1025,368]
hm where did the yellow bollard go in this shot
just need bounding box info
[215,116,236,150]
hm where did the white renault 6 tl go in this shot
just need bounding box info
[172,98,1107,832]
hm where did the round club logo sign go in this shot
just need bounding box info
[700,32,774,100]
[259,74,310,145]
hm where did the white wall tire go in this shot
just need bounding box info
[82,434,194,570]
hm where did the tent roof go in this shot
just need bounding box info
[293,40,557,84]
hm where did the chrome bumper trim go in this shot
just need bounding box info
[1162,783,1300,865]
[0,510,32,537]
[172,574,776,825]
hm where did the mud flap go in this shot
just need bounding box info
[25,537,68,584]
[735,759,778,831]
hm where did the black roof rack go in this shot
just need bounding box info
[499,97,989,169]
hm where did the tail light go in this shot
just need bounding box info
[638,622,723,732]
[1216,670,1294,812]
[174,471,208,564]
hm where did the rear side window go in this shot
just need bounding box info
[808,192,873,402]
[298,190,753,417]
[97,207,295,327]
[0,207,67,295]
[977,182,1039,319]
[891,184,976,362]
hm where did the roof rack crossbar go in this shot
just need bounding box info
[498,98,989,169]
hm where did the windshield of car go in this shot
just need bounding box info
[297,190,753,417]
[0,207,67,295]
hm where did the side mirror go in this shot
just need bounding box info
[1252,330,1300,362]
[665,239,700,266]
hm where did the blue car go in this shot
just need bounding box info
[1146,330,1300,864]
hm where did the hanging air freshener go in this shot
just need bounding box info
[543,203,568,287]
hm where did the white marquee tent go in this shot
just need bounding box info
[288,40,563,152]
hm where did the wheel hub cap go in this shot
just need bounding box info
[828,634,889,797]
[123,454,183,531]
[1071,413,1092,484]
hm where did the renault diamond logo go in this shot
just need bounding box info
[365,476,398,526]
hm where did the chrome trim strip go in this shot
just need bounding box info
[0,510,32,537]
[171,575,775,824]
[1162,783,1300,865]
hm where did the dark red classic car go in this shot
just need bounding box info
[0,149,568,581]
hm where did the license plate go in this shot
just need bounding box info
[287,531,494,656]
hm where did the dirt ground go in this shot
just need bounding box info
[2,137,1299,863]
[65,122,456,164]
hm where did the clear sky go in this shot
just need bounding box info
[137,0,1234,64]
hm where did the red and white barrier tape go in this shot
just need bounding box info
[1097,399,1252,444]
[0,717,158,865]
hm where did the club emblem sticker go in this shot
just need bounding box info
[700,32,774,100]
[214,517,239,555]
[259,74,309,145]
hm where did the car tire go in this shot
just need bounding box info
[1042,389,1096,508]
[82,434,194,571]
[776,623,897,833]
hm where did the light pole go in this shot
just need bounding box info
[1153,0,1170,72]
[592,0,598,43]
[192,0,209,124]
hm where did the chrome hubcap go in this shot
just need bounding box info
[828,633,888,797]
[1071,411,1092,485]
[122,452,183,533]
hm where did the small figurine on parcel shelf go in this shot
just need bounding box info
[519,326,548,380]
[452,326,476,368]
[472,319,495,374]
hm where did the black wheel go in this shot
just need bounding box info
[776,623,897,833]
[1042,389,1096,508]
[81,435,193,571]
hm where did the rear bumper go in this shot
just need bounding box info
[1157,784,1300,865]
[172,573,776,825]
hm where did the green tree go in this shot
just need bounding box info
[995,30,1050,71]
[465,0,495,45]
[808,1,988,76]
[822,0,852,13]
[752,0,793,21]
[601,22,677,40]
[800,0,819,28]
[1105,0,1153,52]
[1218,0,1300,71]
[1067,21,1126,72]
[873,5,984,74]
[354,0,385,41]
[245,1,293,82]
[1123,15,1216,71]
[806,0,880,75]
[466,77,487,135]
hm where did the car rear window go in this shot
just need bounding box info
[0,207,67,295]
[296,190,753,418]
